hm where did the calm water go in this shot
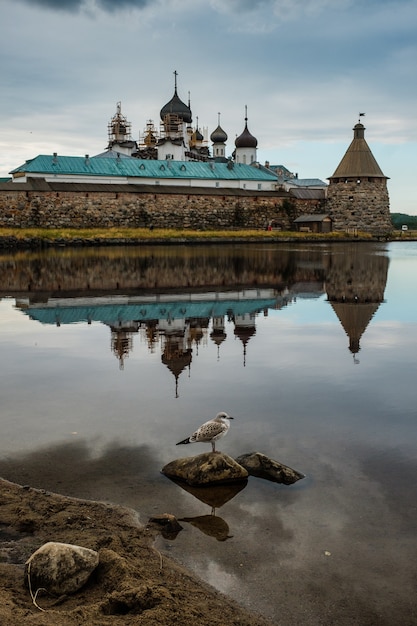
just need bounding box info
[0,242,416,625]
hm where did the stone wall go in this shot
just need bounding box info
[0,184,325,230]
[0,246,330,295]
[326,178,391,234]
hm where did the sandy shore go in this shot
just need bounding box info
[0,478,273,625]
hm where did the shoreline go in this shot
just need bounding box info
[0,477,273,625]
[0,230,411,250]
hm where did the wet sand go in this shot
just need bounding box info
[0,478,273,626]
[1,439,416,626]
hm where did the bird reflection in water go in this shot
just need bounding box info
[179,512,232,542]
[168,478,247,541]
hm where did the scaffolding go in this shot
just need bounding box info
[107,102,132,147]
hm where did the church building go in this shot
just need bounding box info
[1,74,393,235]
[106,71,258,168]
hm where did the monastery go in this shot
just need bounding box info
[0,74,392,234]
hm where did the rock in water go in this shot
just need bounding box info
[147,513,183,540]
[235,452,305,485]
[25,541,99,596]
[162,452,248,486]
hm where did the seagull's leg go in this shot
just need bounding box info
[212,441,215,453]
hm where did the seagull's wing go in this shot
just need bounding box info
[191,419,227,443]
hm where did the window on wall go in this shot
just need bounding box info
[258,184,262,190]
[243,155,247,164]
[215,182,219,187]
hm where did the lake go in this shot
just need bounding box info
[0,241,416,625]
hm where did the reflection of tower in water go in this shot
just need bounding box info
[233,312,256,367]
[160,318,192,398]
[144,320,159,353]
[188,318,209,356]
[109,321,139,370]
[325,247,389,361]
[210,316,227,361]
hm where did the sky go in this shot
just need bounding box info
[1,0,416,214]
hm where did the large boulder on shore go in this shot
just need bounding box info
[162,452,248,486]
[235,451,305,485]
[25,541,99,596]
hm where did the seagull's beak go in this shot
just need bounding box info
[229,416,235,419]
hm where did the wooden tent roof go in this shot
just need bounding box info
[329,123,387,180]
[330,302,381,354]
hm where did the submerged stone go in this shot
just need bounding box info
[162,452,248,486]
[147,513,183,540]
[235,451,305,485]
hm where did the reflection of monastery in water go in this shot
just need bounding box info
[5,243,389,394]
[16,289,294,396]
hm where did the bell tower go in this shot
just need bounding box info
[107,102,136,156]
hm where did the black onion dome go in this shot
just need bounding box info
[210,124,228,143]
[160,89,192,124]
[235,122,257,148]
[193,127,204,141]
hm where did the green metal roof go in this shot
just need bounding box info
[10,154,278,182]
[287,178,327,187]
[25,297,280,325]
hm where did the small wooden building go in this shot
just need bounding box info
[293,214,333,233]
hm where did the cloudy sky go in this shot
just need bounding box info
[1,0,416,214]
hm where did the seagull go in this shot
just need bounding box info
[176,411,234,452]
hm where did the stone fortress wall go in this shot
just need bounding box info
[0,185,324,231]
[0,245,330,295]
